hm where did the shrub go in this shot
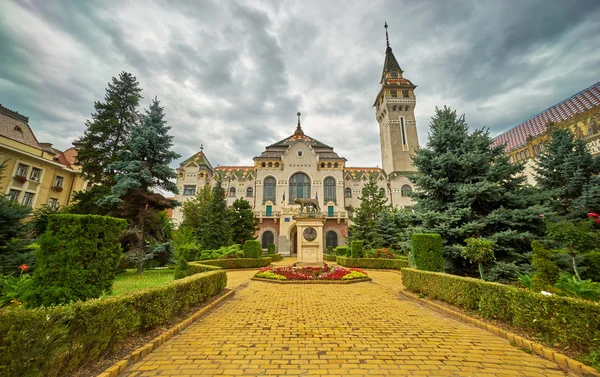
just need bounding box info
[461,238,495,280]
[582,251,600,282]
[402,268,600,364]
[269,254,283,262]
[335,246,348,256]
[411,233,444,272]
[323,254,337,262]
[517,273,533,289]
[173,256,189,280]
[342,271,368,280]
[555,274,600,301]
[267,244,276,254]
[197,244,243,261]
[243,239,262,259]
[31,215,127,307]
[0,268,226,377]
[337,256,408,270]
[531,241,560,291]
[255,271,287,280]
[199,257,272,269]
[364,248,398,259]
[326,246,334,254]
[350,241,364,258]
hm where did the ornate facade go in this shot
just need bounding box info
[172,25,419,255]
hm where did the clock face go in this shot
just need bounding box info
[303,227,317,242]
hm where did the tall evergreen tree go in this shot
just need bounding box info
[348,175,388,248]
[181,184,212,237]
[98,98,180,272]
[410,106,548,278]
[199,177,232,250]
[534,127,600,218]
[230,198,259,245]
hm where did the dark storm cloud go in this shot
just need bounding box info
[1,0,599,169]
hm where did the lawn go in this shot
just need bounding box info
[112,268,175,296]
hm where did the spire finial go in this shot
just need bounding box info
[384,21,390,49]
[295,111,304,135]
[200,144,204,153]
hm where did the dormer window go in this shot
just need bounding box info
[14,125,22,133]
[390,90,397,98]
[297,150,303,158]
[390,71,399,78]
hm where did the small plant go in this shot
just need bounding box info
[555,274,600,301]
[267,244,276,254]
[326,246,334,254]
[341,271,368,280]
[461,237,495,280]
[517,273,533,289]
[14,175,27,184]
[0,264,34,307]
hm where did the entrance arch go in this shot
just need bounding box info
[288,224,298,255]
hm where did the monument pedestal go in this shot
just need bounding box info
[295,214,325,266]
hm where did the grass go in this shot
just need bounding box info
[111,268,175,296]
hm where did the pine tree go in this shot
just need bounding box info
[349,175,388,248]
[535,127,600,218]
[376,210,398,249]
[76,72,143,185]
[181,184,212,237]
[98,98,180,272]
[410,106,549,278]
[199,177,232,250]
[230,198,259,245]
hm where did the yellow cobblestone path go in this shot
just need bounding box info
[124,264,571,377]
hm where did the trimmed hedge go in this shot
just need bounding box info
[186,262,222,276]
[269,254,283,262]
[243,240,262,258]
[401,268,600,362]
[337,256,408,269]
[411,233,444,272]
[0,268,226,377]
[32,214,127,306]
[267,244,276,254]
[199,257,272,269]
[351,241,364,258]
[323,254,337,262]
[335,246,348,256]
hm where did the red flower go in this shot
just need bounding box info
[538,214,544,219]
[18,264,29,272]
[595,219,600,224]
[588,212,600,219]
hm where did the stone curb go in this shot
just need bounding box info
[96,289,236,377]
[251,277,372,284]
[399,289,599,377]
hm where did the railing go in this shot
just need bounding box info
[253,210,347,219]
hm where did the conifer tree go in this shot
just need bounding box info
[230,198,259,245]
[98,98,180,272]
[376,210,398,249]
[199,177,232,250]
[181,184,212,236]
[410,106,548,278]
[349,175,388,248]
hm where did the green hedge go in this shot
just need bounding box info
[411,233,444,272]
[401,268,600,362]
[32,214,127,306]
[267,244,276,254]
[269,254,283,262]
[186,262,222,276]
[199,257,272,269]
[351,241,364,258]
[0,268,226,377]
[337,256,408,269]
[243,240,262,258]
[335,246,348,256]
[323,254,337,262]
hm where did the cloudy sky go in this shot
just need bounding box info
[2,0,600,168]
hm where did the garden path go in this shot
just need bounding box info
[123,259,572,377]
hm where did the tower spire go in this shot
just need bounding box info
[295,111,304,135]
[384,21,390,49]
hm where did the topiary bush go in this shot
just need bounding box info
[173,256,189,280]
[531,241,560,291]
[350,241,364,258]
[267,244,276,254]
[243,239,262,259]
[411,233,444,272]
[335,246,348,256]
[31,214,127,306]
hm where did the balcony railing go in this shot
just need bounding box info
[253,210,347,219]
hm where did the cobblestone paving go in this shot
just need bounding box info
[124,265,571,377]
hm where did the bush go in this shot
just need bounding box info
[350,241,364,258]
[197,244,243,261]
[269,254,283,262]
[411,233,444,272]
[337,256,408,270]
[582,251,600,282]
[267,244,276,254]
[555,274,600,301]
[531,241,560,291]
[0,268,226,377]
[364,248,399,259]
[199,257,272,269]
[243,240,262,259]
[173,256,189,280]
[326,246,334,254]
[335,246,348,256]
[342,271,368,280]
[402,268,600,364]
[31,215,127,307]
[255,271,287,280]
[323,254,337,262]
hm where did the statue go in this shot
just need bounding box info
[294,198,321,213]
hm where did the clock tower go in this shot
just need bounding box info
[374,22,419,174]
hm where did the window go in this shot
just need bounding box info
[297,150,303,157]
[392,105,396,111]
[401,184,413,197]
[268,162,273,168]
[262,231,274,248]
[345,188,352,198]
[14,125,23,133]
[324,177,336,203]
[261,162,266,168]
[183,185,196,195]
[325,231,338,248]
[16,163,28,177]
[29,167,41,182]
[289,172,311,201]
[246,187,253,197]
[263,177,276,203]
[229,187,236,197]
[48,198,59,210]
[401,118,407,145]
[266,205,272,217]
[22,192,34,207]
[53,175,64,188]
[405,105,409,111]
[320,163,325,168]
[327,205,334,217]
[275,162,280,168]
[379,187,386,197]
[327,162,332,168]
[390,90,397,98]
[390,71,399,78]
[7,189,20,202]
[199,172,204,178]
[509,156,514,163]
[334,163,338,168]
[402,90,409,98]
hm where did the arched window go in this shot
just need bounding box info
[246,187,253,197]
[289,172,311,201]
[405,105,409,111]
[327,162,332,168]
[229,187,236,197]
[275,162,280,168]
[334,163,339,168]
[263,177,276,203]
[392,105,396,111]
[325,231,338,248]
[345,188,352,198]
[268,162,273,168]
[320,163,325,168]
[324,177,336,203]
[379,187,386,197]
[401,184,413,197]
[261,162,266,168]
[262,231,274,249]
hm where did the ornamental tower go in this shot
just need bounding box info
[374,22,419,173]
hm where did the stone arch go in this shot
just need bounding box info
[259,227,278,250]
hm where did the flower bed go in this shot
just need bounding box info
[254,263,369,283]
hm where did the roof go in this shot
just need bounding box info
[345,167,386,180]
[491,82,600,152]
[179,151,214,170]
[267,130,331,149]
[62,147,79,166]
[381,47,403,83]
[214,166,255,180]
[0,104,41,150]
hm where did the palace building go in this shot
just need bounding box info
[172,24,419,255]
[491,82,600,184]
